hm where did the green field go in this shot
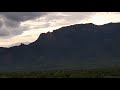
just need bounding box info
[0,67,120,78]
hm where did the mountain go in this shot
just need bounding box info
[1,23,120,71]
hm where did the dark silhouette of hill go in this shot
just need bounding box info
[1,22,120,71]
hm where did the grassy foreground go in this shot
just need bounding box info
[1,67,120,78]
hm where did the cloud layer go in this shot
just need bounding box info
[0,12,46,37]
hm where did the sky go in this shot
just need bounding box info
[0,12,120,48]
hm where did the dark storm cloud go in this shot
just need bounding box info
[0,12,47,37]
[0,12,46,22]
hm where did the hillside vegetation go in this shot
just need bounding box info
[1,67,120,78]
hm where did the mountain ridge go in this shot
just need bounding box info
[0,22,117,48]
[0,22,120,71]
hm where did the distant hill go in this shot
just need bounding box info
[1,23,120,71]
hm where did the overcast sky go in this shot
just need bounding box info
[0,12,120,48]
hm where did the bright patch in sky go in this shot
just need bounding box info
[0,12,120,47]
[89,12,120,25]
[90,13,110,25]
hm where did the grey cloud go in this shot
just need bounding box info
[0,19,3,28]
[21,12,96,29]
[0,15,23,37]
[0,12,47,22]
[45,12,95,21]
[0,12,47,37]
[39,12,95,28]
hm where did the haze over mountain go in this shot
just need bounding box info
[0,23,120,71]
